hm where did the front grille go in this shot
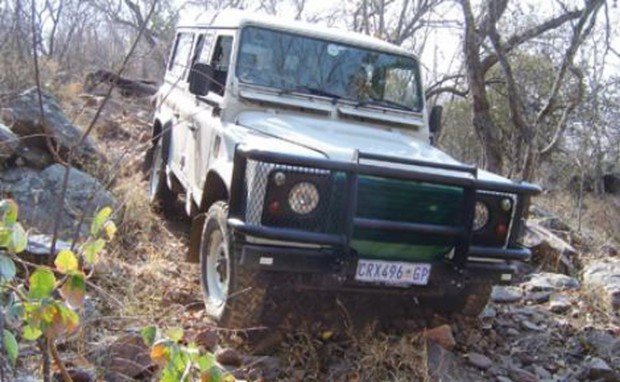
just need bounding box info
[351,176,464,261]
[240,158,465,261]
[355,176,464,225]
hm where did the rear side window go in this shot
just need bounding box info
[168,32,195,80]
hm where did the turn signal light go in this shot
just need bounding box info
[496,223,508,238]
[268,201,280,214]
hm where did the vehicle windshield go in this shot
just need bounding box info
[236,26,423,111]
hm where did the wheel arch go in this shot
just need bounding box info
[144,118,173,173]
[187,169,230,263]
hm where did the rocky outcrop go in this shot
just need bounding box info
[0,122,19,162]
[524,220,578,273]
[5,164,116,240]
[582,261,620,312]
[3,87,101,165]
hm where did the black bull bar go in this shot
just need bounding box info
[228,145,541,268]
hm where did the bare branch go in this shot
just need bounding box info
[480,9,582,74]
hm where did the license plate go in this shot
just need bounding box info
[355,259,431,286]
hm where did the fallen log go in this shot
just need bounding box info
[85,70,158,98]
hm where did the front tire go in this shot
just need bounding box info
[200,202,267,329]
[458,282,492,317]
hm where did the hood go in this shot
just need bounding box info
[238,111,453,162]
[237,110,512,184]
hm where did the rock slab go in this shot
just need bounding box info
[7,164,116,240]
[6,87,100,164]
[582,261,620,312]
[492,286,523,303]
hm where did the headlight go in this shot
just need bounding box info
[473,202,489,231]
[288,182,320,215]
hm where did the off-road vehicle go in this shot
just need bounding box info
[146,10,540,329]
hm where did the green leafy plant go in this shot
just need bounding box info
[141,326,235,382]
[0,200,116,380]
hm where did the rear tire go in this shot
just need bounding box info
[200,202,267,330]
[148,139,176,217]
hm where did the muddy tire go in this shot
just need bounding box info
[458,282,492,317]
[200,202,267,330]
[148,139,176,217]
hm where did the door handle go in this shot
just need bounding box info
[188,123,198,132]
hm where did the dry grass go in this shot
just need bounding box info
[536,191,620,248]
[277,327,430,381]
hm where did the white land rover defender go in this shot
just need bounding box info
[146,11,540,329]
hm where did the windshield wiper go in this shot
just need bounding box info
[278,86,341,104]
[355,98,413,112]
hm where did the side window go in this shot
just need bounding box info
[189,32,215,82]
[197,32,215,64]
[210,36,234,96]
[168,32,194,80]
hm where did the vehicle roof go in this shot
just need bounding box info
[177,9,416,58]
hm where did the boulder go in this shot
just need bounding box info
[524,221,578,273]
[426,342,481,382]
[103,333,153,379]
[584,357,618,381]
[5,87,100,164]
[6,164,116,240]
[0,122,19,162]
[524,272,580,292]
[582,261,620,312]
[582,329,620,359]
[491,286,523,303]
[0,166,39,194]
[423,324,456,351]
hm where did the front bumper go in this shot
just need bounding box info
[228,145,540,290]
[237,244,521,294]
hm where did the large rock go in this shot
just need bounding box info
[423,324,456,351]
[582,261,620,312]
[5,87,100,164]
[583,357,618,381]
[426,342,482,381]
[6,164,116,240]
[491,286,523,303]
[0,166,40,195]
[524,272,580,292]
[102,333,153,380]
[524,221,578,273]
[0,122,19,162]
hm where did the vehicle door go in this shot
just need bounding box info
[162,31,195,189]
[186,31,235,204]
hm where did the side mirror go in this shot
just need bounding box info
[429,105,443,144]
[188,63,214,96]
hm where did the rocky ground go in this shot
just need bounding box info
[1,86,619,381]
